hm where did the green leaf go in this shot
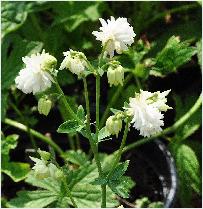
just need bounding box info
[1,134,19,156]
[1,2,28,39]
[1,135,30,182]
[110,161,129,180]
[7,190,57,208]
[152,36,197,75]
[98,127,111,141]
[196,39,202,68]
[63,150,88,166]
[108,176,135,198]
[57,120,84,134]
[170,143,201,207]
[2,162,30,183]
[2,35,43,90]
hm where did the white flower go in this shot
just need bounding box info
[15,50,56,94]
[92,16,136,57]
[107,65,124,87]
[125,90,171,137]
[106,115,122,137]
[30,157,50,179]
[60,50,87,75]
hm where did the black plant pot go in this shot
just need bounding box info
[121,139,178,208]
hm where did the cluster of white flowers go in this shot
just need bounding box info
[125,90,171,137]
[92,16,136,58]
[59,50,87,76]
[15,50,56,94]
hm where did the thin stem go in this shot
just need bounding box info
[54,80,80,123]
[68,135,76,150]
[4,118,64,156]
[83,78,106,208]
[107,120,130,178]
[122,93,202,153]
[75,134,81,150]
[62,179,78,208]
[96,74,100,139]
[100,74,133,128]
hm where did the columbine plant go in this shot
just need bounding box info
[14,16,172,208]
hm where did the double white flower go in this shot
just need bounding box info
[59,50,87,76]
[92,16,136,58]
[15,50,57,94]
[125,90,171,137]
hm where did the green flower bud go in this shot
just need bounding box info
[38,98,52,116]
[41,53,57,72]
[107,65,124,87]
[106,115,122,137]
[37,148,51,161]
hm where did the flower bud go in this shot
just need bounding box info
[106,115,122,137]
[48,163,64,179]
[107,65,124,87]
[37,149,51,161]
[41,53,57,72]
[38,98,52,116]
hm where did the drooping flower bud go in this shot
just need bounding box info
[38,98,52,116]
[106,115,122,137]
[107,65,124,87]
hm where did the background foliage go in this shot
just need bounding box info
[1,1,202,208]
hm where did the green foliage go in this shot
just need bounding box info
[8,151,122,208]
[57,120,85,134]
[151,36,197,75]
[76,105,86,121]
[134,197,164,208]
[170,143,201,207]
[2,135,30,182]
[196,39,202,68]
[98,127,111,142]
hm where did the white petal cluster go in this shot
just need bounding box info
[15,50,56,94]
[125,90,171,137]
[92,16,136,57]
[60,50,87,76]
[30,157,63,180]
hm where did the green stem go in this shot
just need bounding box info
[96,74,100,138]
[107,120,130,178]
[4,118,64,156]
[62,179,78,208]
[123,93,202,153]
[68,135,76,150]
[83,78,106,208]
[54,80,80,123]
[100,74,133,128]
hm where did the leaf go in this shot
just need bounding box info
[170,143,201,207]
[2,35,43,90]
[98,127,111,141]
[196,39,202,68]
[108,176,135,198]
[151,36,197,75]
[1,2,28,39]
[1,135,30,182]
[57,120,84,134]
[63,150,89,166]
[110,161,129,180]
[52,2,105,31]
[7,190,57,208]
